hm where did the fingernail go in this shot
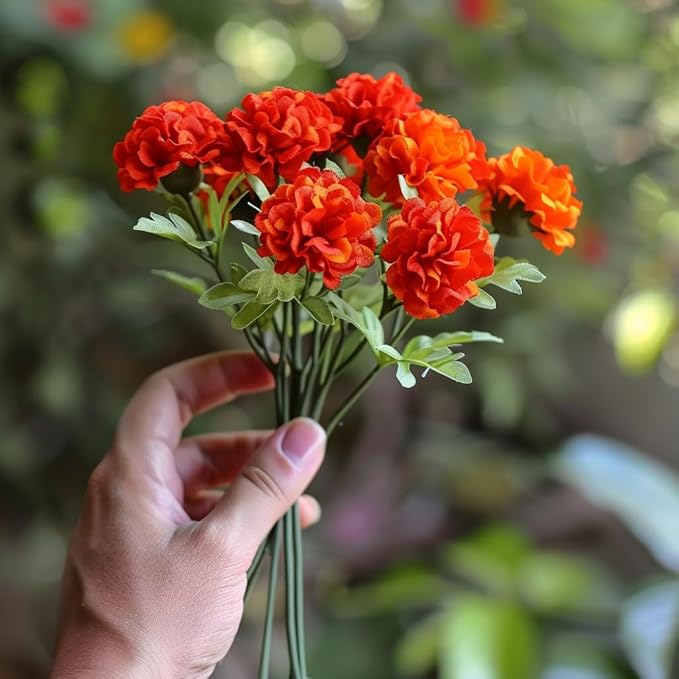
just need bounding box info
[281,418,325,465]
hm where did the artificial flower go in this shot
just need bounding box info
[255,167,382,288]
[382,197,495,318]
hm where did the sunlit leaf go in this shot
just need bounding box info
[231,219,261,236]
[133,211,213,249]
[478,257,546,295]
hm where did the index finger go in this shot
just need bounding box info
[114,351,274,457]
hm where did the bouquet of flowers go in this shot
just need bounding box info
[113,71,581,677]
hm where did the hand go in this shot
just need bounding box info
[52,351,326,679]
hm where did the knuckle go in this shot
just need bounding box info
[241,463,288,505]
[194,520,232,559]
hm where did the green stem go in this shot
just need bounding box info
[257,525,282,679]
[284,512,303,679]
[291,503,307,677]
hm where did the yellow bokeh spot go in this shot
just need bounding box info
[609,289,676,373]
[119,11,175,64]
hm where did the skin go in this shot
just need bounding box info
[51,351,326,678]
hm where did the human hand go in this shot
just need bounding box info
[52,351,326,679]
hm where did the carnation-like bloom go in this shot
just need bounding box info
[322,71,421,152]
[365,109,488,205]
[382,197,495,319]
[113,100,225,192]
[478,146,582,254]
[220,88,339,189]
[255,168,382,289]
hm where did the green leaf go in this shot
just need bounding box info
[300,296,335,325]
[230,263,248,285]
[231,300,275,329]
[246,173,271,202]
[396,361,416,388]
[427,356,472,384]
[490,233,501,248]
[231,219,261,237]
[404,331,503,356]
[339,273,363,290]
[553,435,679,572]
[325,158,346,178]
[478,257,546,295]
[362,307,385,349]
[468,288,496,310]
[151,269,207,296]
[621,580,679,679]
[133,211,213,249]
[440,596,538,679]
[239,268,299,304]
[199,282,255,310]
[242,242,271,269]
[398,174,419,200]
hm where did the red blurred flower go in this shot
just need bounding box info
[255,168,382,289]
[382,197,495,319]
[220,88,339,190]
[322,71,421,152]
[43,0,92,32]
[456,0,501,25]
[365,109,488,205]
[478,146,582,254]
[113,100,225,192]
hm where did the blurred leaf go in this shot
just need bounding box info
[440,596,538,679]
[152,269,207,296]
[246,173,271,202]
[620,579,679,679]
[395,613,446,675]
[443,524,531,595]
[553,435,679,572]
[518,552,620,614]
[325,158,346,177]
[330,565,453,617]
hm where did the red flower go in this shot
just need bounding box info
[255,168,382,289]
[365,109,488,206]
[478,146,582,254]
[220,88,339,189]
[382,197,495,319]
[43,0,92,32]
[113,100,225,192]
[322,71,421,151]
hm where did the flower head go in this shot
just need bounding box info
[255,168,382,289]
[478,146,582,254]
[113,100,225,192]
[220,88,339,189]
[322,71,421,152]
[382,197,495,319]
[365,109,487,205]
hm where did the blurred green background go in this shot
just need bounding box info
[2,0,679,677]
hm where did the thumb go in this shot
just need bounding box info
[203,417,326,563]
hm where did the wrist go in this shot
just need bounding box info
[52,621,170,679]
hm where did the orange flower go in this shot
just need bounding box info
[255,168,382,289]
[322,71,421,151]
[382,197,494,319]
[478,146,582,254]
[365,109,487,205]
[220,88,339,189]
[113,100,225,192]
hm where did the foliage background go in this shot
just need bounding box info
[1,0,678,677]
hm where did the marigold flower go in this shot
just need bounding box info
[365,109,487,205]
[113,100,225,192]
[478,146,582,254]
[322,71,421,152]
[382,197,495,319]
[220,88,339,190]
[255,168,382,289]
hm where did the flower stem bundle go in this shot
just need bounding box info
[113,71,581,675]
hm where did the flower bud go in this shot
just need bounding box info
[160,163,203,195]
